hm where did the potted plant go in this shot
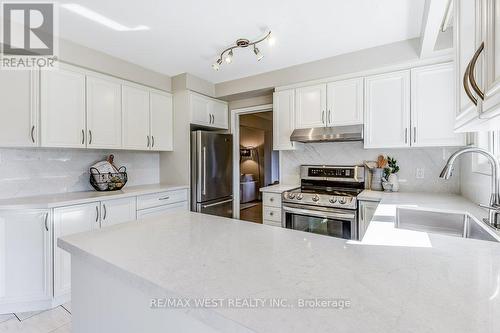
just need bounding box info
[383,157,400,192]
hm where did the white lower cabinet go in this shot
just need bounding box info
[53,203,99,298]
[100,197,136,228]
[358,201,379,240]
[262,192,283,227]
[0,210,51,313]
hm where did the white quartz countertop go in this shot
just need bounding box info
[60,206,500,332]
[0,184,189,209]
[259,184,299,193]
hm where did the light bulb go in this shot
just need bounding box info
[212,59,222,71]
[267,35,276,46]
[225,50,233,64]
[254,46,263,61]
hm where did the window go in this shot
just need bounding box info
[472,131,500,175]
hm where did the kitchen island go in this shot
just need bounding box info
[59,209,500,333]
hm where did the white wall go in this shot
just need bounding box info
[281,143,461,193]
[0,148,159,199]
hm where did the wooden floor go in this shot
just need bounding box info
[0,303,72,333]
[240,201,263,224]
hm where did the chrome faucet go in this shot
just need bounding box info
[439,146,500,228]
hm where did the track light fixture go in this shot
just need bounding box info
[212,31,274,70]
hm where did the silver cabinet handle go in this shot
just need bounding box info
[159,196,170,200]
[405,128,408,144]
[468,41,485,101]
[88,130,92,145]
[269,211,274,216]
[328,109,332,125]
[151,136,155,148]
[31,125,35,143]
[202,146,207,195]
[147,136,150,148]
[95,205,99,222]
[321,110,325,124]
[209,114,212,124]
[463,60,478,106]
[413,127,416,143]
[270,197,274,202]
[103,204,107,220]
[44,212,49,231]
[81,129,85,145]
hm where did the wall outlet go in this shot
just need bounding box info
[416,168,425,179]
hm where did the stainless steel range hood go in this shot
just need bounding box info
[290,125,364,143]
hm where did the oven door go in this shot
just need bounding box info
[282,203,357,240]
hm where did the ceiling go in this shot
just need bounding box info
[54,0,426,83]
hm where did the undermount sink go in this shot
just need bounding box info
[395,207,499,243]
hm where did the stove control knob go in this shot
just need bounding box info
[312,194,320,202]
[287,193,296,199]
[338,197,347,205]
[329,197,337,204]
[297,193,304,200]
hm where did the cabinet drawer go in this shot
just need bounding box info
[137,201,188,219]
[263,219,282,227]
[137,189,188,210]
[263,206,281,222]
[262,193,281,208]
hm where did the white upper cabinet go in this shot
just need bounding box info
[0,210,51,309]
[53,202,99,298]
[411,63,465,147]
[0,70,38,147]
[122,84,151,150]
[189,92,228,129]
[273,90,297,150]
[480,0,500,117]
[211,99,229,129]
[326,78,364,126]
[100,197,136,228]
[40,64,86,148]
[150,91,173,151]
[364,70,411,148]
[86,75,122,149]
[295,84,327,129]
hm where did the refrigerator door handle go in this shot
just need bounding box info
[201,198,233,208]
[202,146,207,195]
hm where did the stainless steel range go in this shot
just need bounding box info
[282,165,365,240]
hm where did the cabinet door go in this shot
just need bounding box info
[190,93,211,126]
[455,0,482,129]
[364,70,411,148]
[210,100,229,129]
[53,203,99,297]
[411,63,465,147]
[86,75,122,149]
[100,197,136,228]
[40,64,86,148]
[295,84,327,129]
[150,91,173,151]
[273,90,296,150]
[327,78,364,126]
[358,201,378,240]
[122,85,150,150]
[481,0,500,117]
[0,70,38,147]
[0,210,51,304]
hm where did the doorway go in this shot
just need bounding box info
[231,104,279,222]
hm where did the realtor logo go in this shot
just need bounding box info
[1,2,58,69]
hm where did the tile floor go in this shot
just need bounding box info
[0,303,71,333]
[240,201,263,224]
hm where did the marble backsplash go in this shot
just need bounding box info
[281,142,461,194]
[0,148,160,199]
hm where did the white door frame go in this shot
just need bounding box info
[230,103,273,219]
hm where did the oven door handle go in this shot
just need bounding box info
[283,206,355,220]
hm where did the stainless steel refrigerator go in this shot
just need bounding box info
[191,131,233,218]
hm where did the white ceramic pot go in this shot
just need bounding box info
[388,173,399,192]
